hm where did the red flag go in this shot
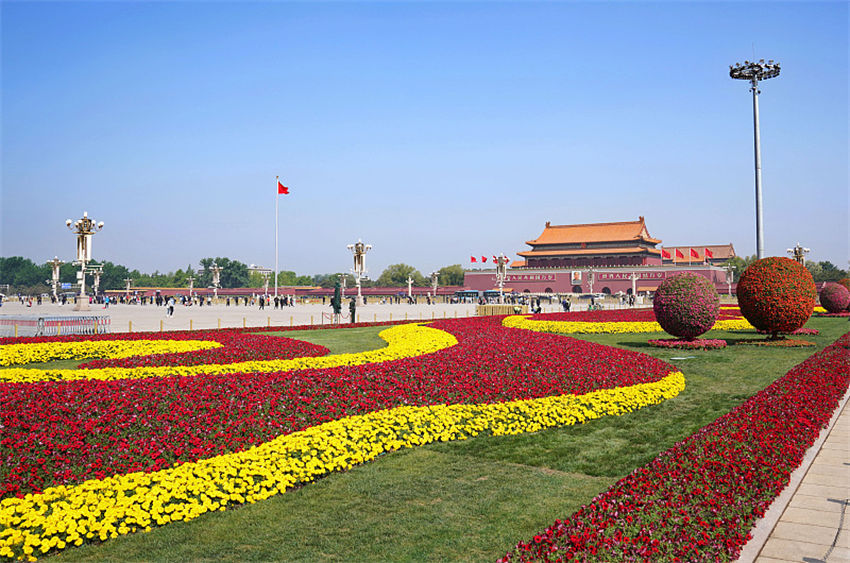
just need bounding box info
[470,256,477,263]
[277,181,289,195]
[492,255,498,263]
[481,256,487,263]
[661,248,671,259]
[690,248,699,258]
[704,248,714,258]
[675,249,685,259]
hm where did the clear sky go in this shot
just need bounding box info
[2,1,847,277]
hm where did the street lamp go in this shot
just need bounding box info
[65,211,104,311]
[786,242,810,265]
[46,257,64,301]
[494,254,509,303]
[430,271,439,302]
[249,264,273,297]
[86,263,104,298]
[347,240,372,306]
[208,263,222,301]
[730,58,781,259]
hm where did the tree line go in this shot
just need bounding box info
[0,256,466,294]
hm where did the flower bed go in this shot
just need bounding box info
[0,317,684,559]
[648,339,727,350]
[504,312,753,335]
[0,324,455,383]
[757,327,820,336]
[501,331,850,562]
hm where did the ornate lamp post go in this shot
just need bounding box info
[46,257,64,300]
[89,265,103,297]
[786,243,810,266]
[724,264,734,297]
[495,254,509,303]
[65,211,104,311]
[730,59,781,260]
[347,240,372,305]
[587,269,595,294]
[209,263,222,301]
[407,275,414,300]
[186,276,195,297]
[249,265,273,297]
[123,278,133,300]
[430,271,439,302]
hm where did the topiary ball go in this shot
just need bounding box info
[819,282,850,313]
[653,272,720,340]
[838,278,850,293]
[737,257,816,336]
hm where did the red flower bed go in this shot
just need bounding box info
[501,331,850,562]
[0,317,675,498]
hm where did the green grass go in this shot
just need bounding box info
[265,325,389,355]
[47,318,849,562]
[0,358,84,370]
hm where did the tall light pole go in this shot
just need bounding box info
[495,254,509,304]
[430,271,439,302]
[730,59,781,259]
[65,211,104,311]
[347,239,372,306]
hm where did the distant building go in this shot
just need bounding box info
[516,217,663,268]
[465,217,736,296]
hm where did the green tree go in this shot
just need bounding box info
[807,260,847,282]
[437,264,465,286]
[376,264,426,287]
[0,257,50,288]
[197,257,249,289]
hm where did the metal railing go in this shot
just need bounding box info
[0,316,111,337]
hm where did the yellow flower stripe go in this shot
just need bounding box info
[0,371,685,560]
[0,324,458,384]
[0,340,221,367]
[502,315,754,334]
[814,306,827,313]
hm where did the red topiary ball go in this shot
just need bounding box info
[838,278,850,292]
[737,257,816,336]
[653,272,720,340]
[819,282,850,313]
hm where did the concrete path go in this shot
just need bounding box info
[740,388,850,563]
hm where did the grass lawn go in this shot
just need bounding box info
[44,317,849,562]
[0,358,84,370]
[265,326,389,355]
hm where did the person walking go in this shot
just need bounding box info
[349,297,357,324]
[167,297,175,317]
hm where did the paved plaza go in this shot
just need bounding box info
[0,300,563,334]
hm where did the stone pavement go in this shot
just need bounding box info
[740,389,850,563]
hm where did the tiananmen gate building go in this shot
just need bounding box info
[464,217,737,296]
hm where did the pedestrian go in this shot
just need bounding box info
[167,297,175,317]
[349,297,357,324]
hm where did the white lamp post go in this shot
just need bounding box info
[786,243,810,266]
[65,212,104,311]
[347,239,372,305]
[209,263,222,301]
[47,257,64,300]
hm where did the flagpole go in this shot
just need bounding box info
[275,175,279,299]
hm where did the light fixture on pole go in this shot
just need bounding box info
[86,263,104,297]
[209,263,222,301]
[786,242,810,266]
[347,240,372,306]
[494,254,509,303]
[249,264,273,297]
[46,257,64,301]
[730,58,781,259]
[65,211,104,311]
[430,271,439,302]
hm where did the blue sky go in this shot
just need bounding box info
[2,1,847,277]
